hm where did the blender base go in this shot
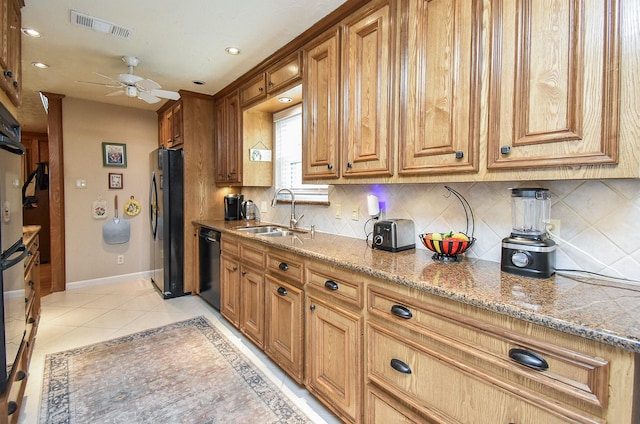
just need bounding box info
[501,236,556,279]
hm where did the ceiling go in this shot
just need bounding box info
[17,0,347,132]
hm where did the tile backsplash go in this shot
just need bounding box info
[241,180,640,282]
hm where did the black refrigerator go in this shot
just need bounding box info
[149,148,187,298]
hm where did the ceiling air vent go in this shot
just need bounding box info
[70,10,133,39]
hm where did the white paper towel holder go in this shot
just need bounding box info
[367,194,380,218]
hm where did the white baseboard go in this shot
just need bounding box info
[66,271,152,289]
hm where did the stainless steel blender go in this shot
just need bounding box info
[501,188,556,278]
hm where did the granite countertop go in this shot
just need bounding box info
[195,219,640,354]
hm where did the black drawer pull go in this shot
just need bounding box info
[390,358,412,374]
[7,401,17,415]
[277,287,288,296]
[508,348,549,371]
[324,280,339,291]
[28,317,35,324]
[28,280,35,287]
[15,370,26,381]
[391,304,413,319]
[279,262,289,271]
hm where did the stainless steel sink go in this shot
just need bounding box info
[235,225,284,234]
[234,225,307,237]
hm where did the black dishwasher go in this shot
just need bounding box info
[199,227,221,310]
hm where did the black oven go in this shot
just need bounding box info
[0,102,25,393]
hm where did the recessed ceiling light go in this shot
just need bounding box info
[192,80,205,86]
[278,97,293,103]
[31,62,49,69]
[225,47,241,55]
[22,28,41,37]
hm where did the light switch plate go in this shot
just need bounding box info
[260,201,268,213]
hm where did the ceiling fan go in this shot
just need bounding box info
[77,56,180,104]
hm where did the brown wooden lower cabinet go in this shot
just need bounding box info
[305,293,363,423]
[220,254,241,327]
[264,274,304,384]
[218,235,638,424]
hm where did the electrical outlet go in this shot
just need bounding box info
[548,219,561,242]
[260,201,268,213]
[117,255,124,264]
[351,206,359,221]
[335,204,342,219]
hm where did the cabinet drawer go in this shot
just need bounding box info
[305,262,363,308]
[367,323,580,424]
[240,243,265,267]
[366,384,438,424]
[368,286,610,415]
[221,237,240,257]
[266,249,303,285]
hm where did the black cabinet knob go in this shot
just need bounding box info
[347,162,353,168]
[327,163,333,170]
[4,70,12,78]
[7,401,17,415]
[500,146,511,155]
[455,151,464,159]
[277,286,288,296]
[279,262,289,271]
[310,304,316,311]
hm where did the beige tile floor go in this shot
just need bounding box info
[19,277,342,424]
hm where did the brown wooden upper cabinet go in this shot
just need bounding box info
[487,0,621,170]
[398,0,482,176]
[303,0,395,180]
[0,0,23,106]
[214,91,242,185]
[158,100,183,148]
[239,51,302,108]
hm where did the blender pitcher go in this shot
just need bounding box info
[510,188,551,239]
[501,188,556,278]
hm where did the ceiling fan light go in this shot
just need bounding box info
[125,86,137,97]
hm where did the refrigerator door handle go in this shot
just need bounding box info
[150,172,158,239]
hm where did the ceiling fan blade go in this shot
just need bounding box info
[136,78,161,91]
[148,89,180,100]
[76,80,121,88]
[137,91,162,104]
[95,72,122,84]
[105,90,125,97]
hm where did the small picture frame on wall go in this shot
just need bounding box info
[108,173,123,190]
[102,142,127,167]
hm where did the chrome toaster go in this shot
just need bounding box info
[372,219,415,252]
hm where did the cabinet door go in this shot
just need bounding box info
[1,0,21,105]
[398,0,481,176]
[220,255,240,327]
[239,265,264,349]
[214,92,242,185]
[265,275,304,384]
[266,51,302,94]
[487,0,620,169]
[306,295,363,423]
[168,101,183,147]
[239,73,267,107]
[341,0,394,178]
[302,28,341,179]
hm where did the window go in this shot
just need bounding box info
[274,104,328,203]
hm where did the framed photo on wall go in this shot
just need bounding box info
[108,173,123,189]
[102,142,127,167]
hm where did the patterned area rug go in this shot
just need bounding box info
[39,316,313,424]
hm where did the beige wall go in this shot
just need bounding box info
[63,98,157,283]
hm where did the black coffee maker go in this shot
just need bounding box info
[224,194,243,220]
